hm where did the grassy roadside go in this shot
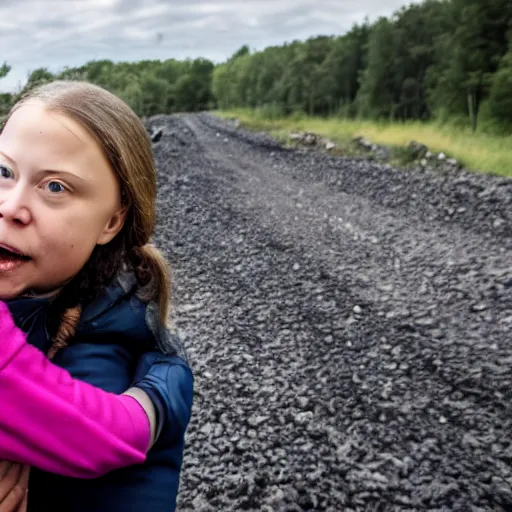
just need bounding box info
[215,109,512,178]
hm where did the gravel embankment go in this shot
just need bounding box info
[147,113,511,512]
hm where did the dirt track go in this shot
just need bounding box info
[146,113,511,511]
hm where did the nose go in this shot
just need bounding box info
[0,185,32,225]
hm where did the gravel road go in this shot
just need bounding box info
[146,113,511,512]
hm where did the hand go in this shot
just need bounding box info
[0,462,29,512]
[130,352,194,446]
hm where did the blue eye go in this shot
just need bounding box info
[46,181,66,193]
[0,165,14,179]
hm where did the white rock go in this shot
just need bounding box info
[179,303,202,313]
[304,133,317,145]
[297,397,310,408]
[438,152,446,160]
[248,414,269,427]
[295,411,314,424]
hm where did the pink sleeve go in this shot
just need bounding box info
[0,302,150,479]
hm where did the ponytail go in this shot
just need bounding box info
[48,243,172,358]
[129,244,172,326]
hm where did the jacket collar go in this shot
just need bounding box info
[7,295,52,352]
[5,270,189,363]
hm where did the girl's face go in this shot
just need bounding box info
[0,101,126,298]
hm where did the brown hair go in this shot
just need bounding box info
[8,81,171,349]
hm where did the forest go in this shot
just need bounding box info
[1,0,512,134]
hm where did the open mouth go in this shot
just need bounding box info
[0,245,31,272]
[0,245,31,261]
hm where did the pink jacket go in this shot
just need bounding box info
[0,302,150,478]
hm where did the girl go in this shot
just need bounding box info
[0,80,194,511]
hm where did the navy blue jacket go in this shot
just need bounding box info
[7,271,194,512]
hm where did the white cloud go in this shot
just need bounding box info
[0,0,420,93]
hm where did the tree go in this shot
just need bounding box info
[0,63,10,80]
[429,0,512,131]
[118,81,144,115]
[25,68,54,89]
[139,73,168,116]
[321,23,369,116]
[0,63,11,118]
[356,18,396,118]
[357,1,450,120]
[230,45,250,61]
[488,41,512,127]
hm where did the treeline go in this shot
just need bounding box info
[0,58,215,118]
[1,0,512,132]
[213,0,512,132]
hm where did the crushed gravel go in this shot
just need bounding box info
[146,113,511,512]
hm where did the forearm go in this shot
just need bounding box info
[122,387,157,449]
[0,303,151,479]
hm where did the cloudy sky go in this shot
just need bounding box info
[0,0,418,92]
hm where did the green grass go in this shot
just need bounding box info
[215,108,512,177]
